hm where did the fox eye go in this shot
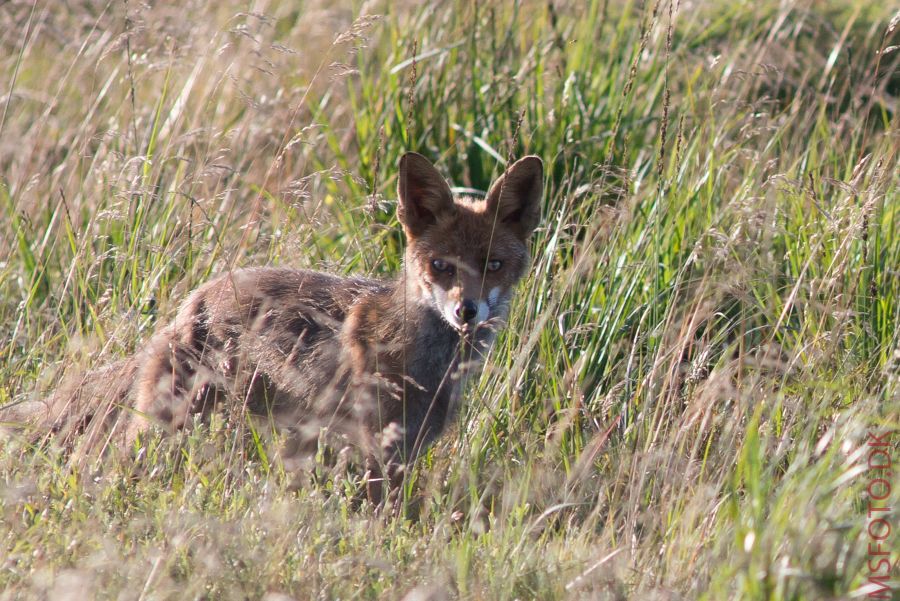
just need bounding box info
[486,260,502,272]
[431,259,453,273]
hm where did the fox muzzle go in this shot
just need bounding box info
[455,299,478,324]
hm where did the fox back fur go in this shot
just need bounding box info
[10,152,543,496]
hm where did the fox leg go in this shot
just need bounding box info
[364,453,407,510]
[127,326,217,442]
[364,417,427,508]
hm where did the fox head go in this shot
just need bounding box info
[397,152,543,332]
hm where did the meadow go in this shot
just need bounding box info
[1,0,898,598]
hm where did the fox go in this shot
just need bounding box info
[8,152,543,502]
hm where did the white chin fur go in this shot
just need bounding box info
[475,300,489,323]
[443,307,465,329]
[429,285,460,328]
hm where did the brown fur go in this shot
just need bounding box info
[8,152,543,501]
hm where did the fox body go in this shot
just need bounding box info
[21,152,543,493]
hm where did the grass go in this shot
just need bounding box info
[1,0,898,598]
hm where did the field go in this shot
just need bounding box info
[1,0,898,599]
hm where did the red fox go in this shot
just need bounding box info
[12,152,543,499]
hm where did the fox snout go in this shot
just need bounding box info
[455,299,478,323]
[435,279,504,331]
[448,294,490,329]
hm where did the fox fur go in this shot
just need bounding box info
[6,152,543,499]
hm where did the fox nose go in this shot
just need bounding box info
[455,299,478,323]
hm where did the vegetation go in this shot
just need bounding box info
[1,0,898,598]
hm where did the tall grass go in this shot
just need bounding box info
[1,0,898,598]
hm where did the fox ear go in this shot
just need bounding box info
[397,152,455,235]
[485,156,543,240]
